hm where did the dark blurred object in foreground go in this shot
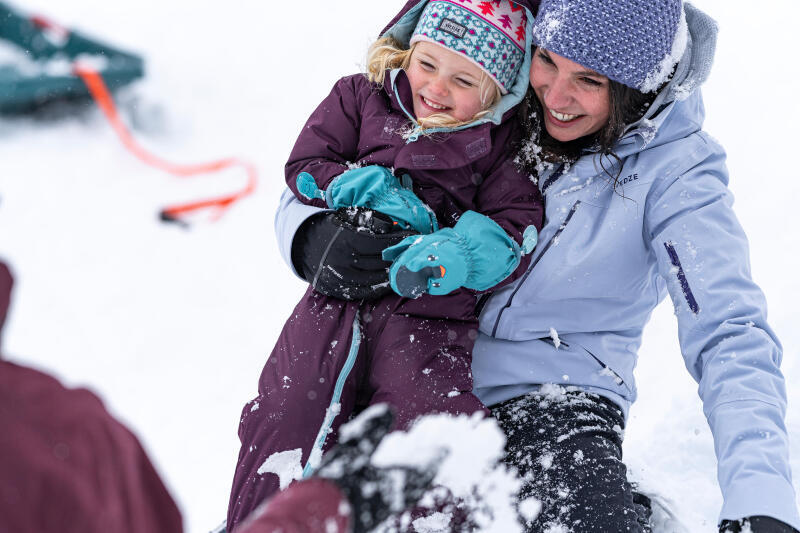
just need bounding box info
[0,261,182,533]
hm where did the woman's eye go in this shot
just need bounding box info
[537,52,554,65]
[581,77,602,87]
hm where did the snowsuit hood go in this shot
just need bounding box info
[0,261,12,353]
[378,0,540,126]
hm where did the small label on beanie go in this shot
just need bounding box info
[439,18,467,39]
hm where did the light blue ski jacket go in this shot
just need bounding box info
[274,4,798,528]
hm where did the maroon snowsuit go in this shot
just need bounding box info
[228,12,543,532]
[0,262,182,533]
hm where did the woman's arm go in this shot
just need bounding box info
[275,189,413,300]
[644,134,800,530]
[275,188,326,279]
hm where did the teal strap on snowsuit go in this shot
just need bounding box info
[296,166,438,235]
[382,210,537,297]
[302,315,362,478]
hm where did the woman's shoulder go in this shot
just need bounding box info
[620,117,726,192]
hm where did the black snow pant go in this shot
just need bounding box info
[492,388,651,533]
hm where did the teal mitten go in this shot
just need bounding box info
[382,211,537,297]
[296,166,438,235]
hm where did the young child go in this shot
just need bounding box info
[228,1,543,528]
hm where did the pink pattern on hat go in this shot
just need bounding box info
[454,0,526,50]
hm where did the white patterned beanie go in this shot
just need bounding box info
[409,0,528,95]
[532,0,688,92]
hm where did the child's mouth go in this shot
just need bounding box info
[421,95,450,112]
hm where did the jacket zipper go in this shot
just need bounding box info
[489,200,582,337]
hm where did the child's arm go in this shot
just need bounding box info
[381,137,543,299]
[473,152,544,290]
[285,75,367,209]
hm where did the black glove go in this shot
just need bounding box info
[720,516,799,533]
[291,207,417,301]
[315,405,438,533]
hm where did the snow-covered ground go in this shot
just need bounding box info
[0,1,798,531]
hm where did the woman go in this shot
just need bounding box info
[273,0,800,531]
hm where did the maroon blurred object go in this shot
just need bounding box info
[0,261,11,349]
[0,261,183,533]
[234,478,350,533]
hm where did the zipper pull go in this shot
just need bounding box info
[405,126,422,144]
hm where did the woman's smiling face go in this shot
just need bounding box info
[530,48,611,142]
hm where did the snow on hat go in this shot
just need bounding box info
[410,0,527,95]
[532,0,688,92]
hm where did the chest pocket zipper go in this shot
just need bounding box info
[489,200,582,337]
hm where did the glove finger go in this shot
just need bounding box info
[313,268,390,301]
[340,261,389,282]
[349,253,392,273]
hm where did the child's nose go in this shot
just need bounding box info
[428,76,448,96]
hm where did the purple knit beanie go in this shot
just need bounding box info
[410,0,528,94]
[532,0,688,92]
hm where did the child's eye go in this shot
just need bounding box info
[456,78,475,88]
[419,60,435,71]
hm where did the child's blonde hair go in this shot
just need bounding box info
[366,37,502,130]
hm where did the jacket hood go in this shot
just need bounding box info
[378,0,540,126]
[0,261,12,352]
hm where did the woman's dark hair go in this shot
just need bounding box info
[517,77,659,188]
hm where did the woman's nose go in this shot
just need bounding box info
[542,77,572,109]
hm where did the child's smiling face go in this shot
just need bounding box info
[406,41,495,123]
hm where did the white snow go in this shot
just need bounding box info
[412,512,452,533]
[519,497,543,523]
[373,413,525,532]
[549,327,561,349]
[640,5,689,93]
[0,1,798,532]
[256,448,303,491]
